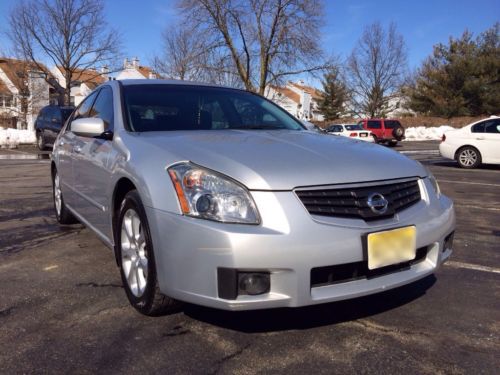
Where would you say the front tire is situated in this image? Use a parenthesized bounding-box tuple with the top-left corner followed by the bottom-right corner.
(37, 130, 47, 151)
(456, 146, 481, 169)
(117, 190, 179, 316)
(52, 169, 78, 224)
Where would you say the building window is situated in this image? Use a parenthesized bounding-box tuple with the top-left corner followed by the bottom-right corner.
(0, 94, 14, 108)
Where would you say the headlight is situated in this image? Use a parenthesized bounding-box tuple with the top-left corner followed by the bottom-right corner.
(168, 162, 260, 224)
(425, 168, 441, 197)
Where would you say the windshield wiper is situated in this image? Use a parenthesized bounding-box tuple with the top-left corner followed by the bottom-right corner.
(230, 125, 287, 130)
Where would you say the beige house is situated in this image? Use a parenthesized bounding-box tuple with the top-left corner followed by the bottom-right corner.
(0, 58, 50, 130)
(266, 80, 324, 121)
(51, 66, 108, 106)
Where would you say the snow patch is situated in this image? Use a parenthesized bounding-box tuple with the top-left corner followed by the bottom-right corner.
(404, 126, 455, 141)
(0, 128, 37, 148)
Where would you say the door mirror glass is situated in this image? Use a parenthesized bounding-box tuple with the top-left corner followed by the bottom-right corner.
(71, 118, 105, 138)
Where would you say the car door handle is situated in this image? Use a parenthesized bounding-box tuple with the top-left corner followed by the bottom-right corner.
(74, 145, 82, 153)
(476, 137, 484, 140)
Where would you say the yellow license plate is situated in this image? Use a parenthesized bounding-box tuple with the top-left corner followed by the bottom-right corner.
(367, 226, 417, 270)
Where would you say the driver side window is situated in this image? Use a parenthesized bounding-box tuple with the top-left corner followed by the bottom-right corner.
(68, 91, 99, 131)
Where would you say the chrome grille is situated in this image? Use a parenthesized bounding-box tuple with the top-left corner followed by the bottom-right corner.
(296, 179, 421, 221)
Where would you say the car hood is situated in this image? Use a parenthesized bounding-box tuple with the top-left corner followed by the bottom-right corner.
(130, 130, 427, 190)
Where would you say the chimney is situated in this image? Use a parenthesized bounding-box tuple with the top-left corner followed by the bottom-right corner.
(132, 57, 139, 68)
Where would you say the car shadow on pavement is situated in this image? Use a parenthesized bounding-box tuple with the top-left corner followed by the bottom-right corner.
(182, 275, 436, 333)
(433, 161, 500, 170)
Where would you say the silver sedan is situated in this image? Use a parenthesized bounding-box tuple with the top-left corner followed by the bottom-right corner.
(52, 80, 455, 315)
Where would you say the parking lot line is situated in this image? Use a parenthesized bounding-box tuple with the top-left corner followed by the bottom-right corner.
(446, 261, 500, 275)
(438, 180, 500, 188)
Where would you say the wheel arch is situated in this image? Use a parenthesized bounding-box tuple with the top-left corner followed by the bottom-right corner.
(454, 144, 482, 160)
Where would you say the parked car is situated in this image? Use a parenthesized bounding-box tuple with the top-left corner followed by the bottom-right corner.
(51, 80, 455, 316)
(439, 116, 500, 168)
(358, 118, 405, 146)
(327, 123, 374, 142)
(35, 105, 74, 150)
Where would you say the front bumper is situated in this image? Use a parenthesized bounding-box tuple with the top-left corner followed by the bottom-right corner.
(146, 178, 455, 311)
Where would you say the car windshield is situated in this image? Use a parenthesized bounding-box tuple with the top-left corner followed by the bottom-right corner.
(123, 85, 304, 132)
(344, 124, 363, 130)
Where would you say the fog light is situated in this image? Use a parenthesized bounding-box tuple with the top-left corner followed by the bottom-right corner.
(238, 272, 270, 296)
(444, 232, 454, 252)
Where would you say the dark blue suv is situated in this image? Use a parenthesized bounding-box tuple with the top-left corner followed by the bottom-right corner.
(35, 105, 74, 150)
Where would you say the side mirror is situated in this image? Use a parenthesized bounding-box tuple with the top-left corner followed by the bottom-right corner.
(71, 118, 105, 138)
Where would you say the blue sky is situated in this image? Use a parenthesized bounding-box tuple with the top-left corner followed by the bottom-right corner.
(0, 0, 498, 70)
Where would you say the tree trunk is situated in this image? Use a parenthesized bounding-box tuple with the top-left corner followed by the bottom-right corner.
(65, 69, 72, 106)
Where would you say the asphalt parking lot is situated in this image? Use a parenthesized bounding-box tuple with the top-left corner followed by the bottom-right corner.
(0, 141, 499, 374)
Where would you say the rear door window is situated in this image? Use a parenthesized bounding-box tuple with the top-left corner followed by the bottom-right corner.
(384, 120, 401, 129)
(367, 120, 381, 129)
(471, 122, 486, 133)
(484, 120, 500, 134)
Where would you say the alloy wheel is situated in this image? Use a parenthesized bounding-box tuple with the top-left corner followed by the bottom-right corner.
(121, 209, 148, 297)
(459, 149, 477, 167)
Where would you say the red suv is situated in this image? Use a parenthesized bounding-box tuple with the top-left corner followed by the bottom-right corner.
(358, 119, 405, 146)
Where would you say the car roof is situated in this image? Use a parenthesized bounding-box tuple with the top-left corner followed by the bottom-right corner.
(116, 78, 236, 90)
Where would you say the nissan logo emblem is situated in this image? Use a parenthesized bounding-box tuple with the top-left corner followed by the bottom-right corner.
(367, 193, 389, 214)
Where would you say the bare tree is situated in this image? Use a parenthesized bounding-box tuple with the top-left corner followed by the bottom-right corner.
(152, 26, 208, 81)
(177, 0, 330, 94)
(153, 24, 245, 88)
(8, 0, 121, 105)
(347, 22, 407, 117)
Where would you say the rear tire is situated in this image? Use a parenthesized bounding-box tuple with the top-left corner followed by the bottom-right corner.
(372, 135, 378, 143)
(388, 140, 398, 147)
(456, 146, 481, 169)
(116, 190, 180, 316)
(52, 169, 78, 224)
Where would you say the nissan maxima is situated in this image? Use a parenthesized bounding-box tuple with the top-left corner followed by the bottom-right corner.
(51, 80, 455, 315)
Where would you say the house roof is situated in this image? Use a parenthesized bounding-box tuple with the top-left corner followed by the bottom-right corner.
(0, 57, 50, 92)
(137, 66, 156, 78)
(288, 82, 323, 100)
(56, 66, 106, 86)
(270, 85, 301, 104)
(0, 80, 11, 95)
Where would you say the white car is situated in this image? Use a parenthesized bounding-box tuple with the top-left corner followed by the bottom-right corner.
(327, 124, 374, 142)
(439, 116, 500, 168)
